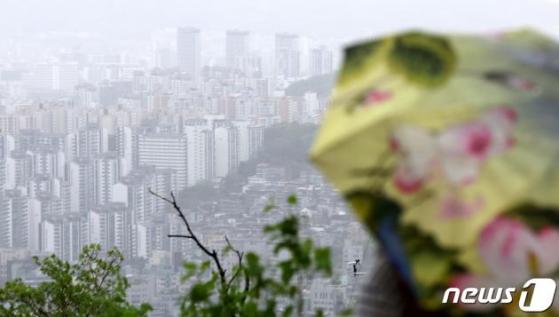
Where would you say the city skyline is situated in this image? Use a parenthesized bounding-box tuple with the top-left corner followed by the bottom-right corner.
(2, 2, 558, 315)
(0, 18, 354, 316)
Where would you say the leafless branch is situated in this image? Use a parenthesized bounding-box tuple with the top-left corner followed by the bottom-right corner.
(225, 236, 244, 290)
(149, 189, 227, 286)
(168, 234, 194, 239)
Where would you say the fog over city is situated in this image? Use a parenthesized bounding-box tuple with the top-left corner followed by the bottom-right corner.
(1, 1, 559, 316)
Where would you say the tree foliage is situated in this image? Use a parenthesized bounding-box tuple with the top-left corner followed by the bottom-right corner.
(1, 191, 340, 317)
(152, 190, 337, 317)
(0, 245, 151, 317)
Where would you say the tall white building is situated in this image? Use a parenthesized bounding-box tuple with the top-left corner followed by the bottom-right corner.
(6, 151, 33, 190)
(39, 214, 82, 262)
(29, 147, 66, 179)
(115, 126, 134, 176)
(177, 27, 201, 80)
(5, 190, 41, 251)
(138, 134, 188, 190)
(275, 33, 300, 78)
(0, 194, 13, 248)
(94, 152, 120, 205)
(75, 126, 109, 158)
(26, 63, 80, 91)
(309, 46, 333, 76)
(214, 125, 239, 178)
(69, 158, 94, 213)
(184, 124, 212, 186)
(0, 135, 15, 160)
(87, 203, 127, 252)
(226, 30, 249, 71)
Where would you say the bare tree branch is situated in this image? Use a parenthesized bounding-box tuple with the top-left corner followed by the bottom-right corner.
(149, 189, 227, 286)
(225, 236, 244, 290)
(168, 234, 194, 239)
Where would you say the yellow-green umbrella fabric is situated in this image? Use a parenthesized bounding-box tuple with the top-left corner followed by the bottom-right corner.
(311, 29, 559, 315)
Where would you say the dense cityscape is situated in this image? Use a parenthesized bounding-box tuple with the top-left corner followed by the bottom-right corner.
(0, 27, 372, 316)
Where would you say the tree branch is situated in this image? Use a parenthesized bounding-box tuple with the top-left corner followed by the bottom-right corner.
(225, 236, 244, 290)
(168, 234, 194, 239)
(149, 189, 227, 286)
(96, 257, 119, 291)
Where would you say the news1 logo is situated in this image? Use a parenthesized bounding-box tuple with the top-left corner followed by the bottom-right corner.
(442, 278, 557, 312)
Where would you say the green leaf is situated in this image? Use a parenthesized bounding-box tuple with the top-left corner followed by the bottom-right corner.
(287, 195, 298, 205)
(263, 198, 276, 212)
(245, 252, 263, 278)
(278, 261, 296, 284)
(189, 280, 215, 303)
(314, 248, 332, 276)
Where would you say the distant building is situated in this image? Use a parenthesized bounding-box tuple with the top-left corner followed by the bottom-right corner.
(226, 30, 249, 71)
(87, 203, 127, 252)
(309, 46, 333, 76)
(26, 63, 80, 91)
(213, 125, 239, 178)
(176, 27, 201, 80)
(115, 126, 134, 176)
(40, 213, 82, 262)
(1, 189, 40, 251)
(233, 121, 263, 162)
(275, 33, 300, 78)
(138, 134, 188, 190)
(94, 152, 120, 205)
(69, 158, 94, 213)
(183, 123, 212, 186)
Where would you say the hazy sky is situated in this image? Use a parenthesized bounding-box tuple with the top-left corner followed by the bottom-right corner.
(1, 0, 559, 42)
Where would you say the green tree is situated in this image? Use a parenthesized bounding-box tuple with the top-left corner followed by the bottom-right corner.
(151, 191, 339, 317)
(0, 245, 151, 317)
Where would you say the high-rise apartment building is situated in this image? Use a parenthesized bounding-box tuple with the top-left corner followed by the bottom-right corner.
(26, 63, 80, 91)
(69, 158, 94, 213)
(138, 134, 188, 191)
(94, 152, 120, 205)
(275, 33, 300, 78)
(309, 46, 333, 76)
(214, 125, 239, 178)
(226, 30, 249, 71)
(87, 203, 127, 253)
(177, 27, 201, 80)
(40, 213, 82, 262)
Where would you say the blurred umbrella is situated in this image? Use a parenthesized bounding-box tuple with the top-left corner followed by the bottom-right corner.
(311, 29, 559, 315)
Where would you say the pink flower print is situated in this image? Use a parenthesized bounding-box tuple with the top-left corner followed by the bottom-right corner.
(449, 217, 559, 311)
(389, 106, 518, 192)
(491, 106, 518, 124)
(508, 77, 537, 92)
(390, 125, 437, 194)
(437, 122, 493, 185)
(535, 227, 559, 274)
(439, 122, 493, 160)
(482, 106, 518, 154)
(393, 165, 424, 194)
(364, 89, 392, 106)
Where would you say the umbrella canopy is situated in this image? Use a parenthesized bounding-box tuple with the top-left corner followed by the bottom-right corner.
(311, 29, 559, 315)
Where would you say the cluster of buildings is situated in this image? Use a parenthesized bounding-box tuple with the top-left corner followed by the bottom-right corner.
(0, 27, 370, 316)
(122, 164, 373, 316)
(0, 113, 263, 260)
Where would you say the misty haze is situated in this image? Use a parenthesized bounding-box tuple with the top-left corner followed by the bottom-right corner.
(1, 1, 559, 316)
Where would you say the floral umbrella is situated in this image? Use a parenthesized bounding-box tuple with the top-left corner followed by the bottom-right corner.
(311, 29, 559, 315)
